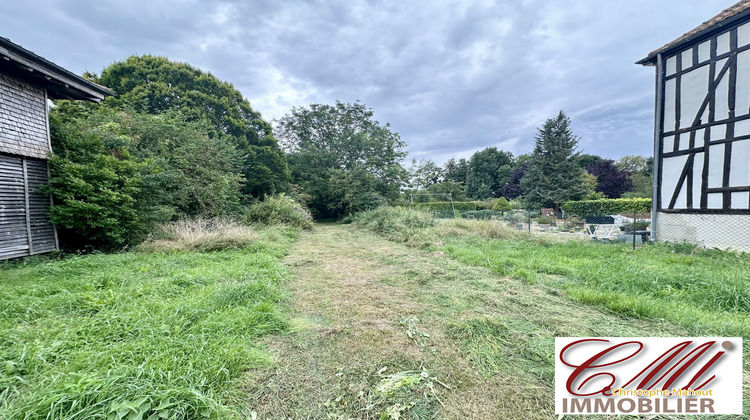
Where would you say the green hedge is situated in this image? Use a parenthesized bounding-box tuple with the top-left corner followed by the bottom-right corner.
(461, 210, 501, 220)
(432, 209, 458, 219)
(408, 201, 480, 211)
(561, 198, 651, 216)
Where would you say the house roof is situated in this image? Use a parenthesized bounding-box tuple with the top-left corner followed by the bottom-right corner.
(0, 37, 113, 101)
(637, 0, 750, 65)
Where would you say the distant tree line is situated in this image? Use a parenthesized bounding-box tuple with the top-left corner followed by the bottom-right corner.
(49, 55, 652, 250)
(404, 111, 652, 213)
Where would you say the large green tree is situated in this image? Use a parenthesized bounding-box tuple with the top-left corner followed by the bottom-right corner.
(275, 101, 407, 218)
(465, 147, 514, 199)
(89, 55, 289, 196)
(407, 158, 444, 190)
(443, 157, 469, 185)
(617, 155, 653, 198)
(521, 111, 587, 211)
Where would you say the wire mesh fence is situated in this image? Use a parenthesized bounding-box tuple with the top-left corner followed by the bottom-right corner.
(415, 201, 750, 253)
(423, 207, 651, 249)
(652, 212, 750, 253)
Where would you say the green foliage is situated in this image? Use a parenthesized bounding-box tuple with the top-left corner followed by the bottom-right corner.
(561, 198, 652, 216)
(492, 197, 511, 212)
(462, 210, 500, 220)
(354, 207, 435, 244)
(407, 158, 444, 190)
(535, 215, 555, 225)
(427, 181, 468, 202)
(440, 235, 750, 337)
(93, 55, 289, 197)
(0, 226, 297, 419)
(465, 147, 514, 200)
(245, 194, 314, 229)
(575, 153, 602, 169)
(276, 101, 407, 218)
(521, 111, 587, 209)
(410, 201, 479, 211)
(443, 157, 469, 185)
(43, 110, 144, 249)
(617, 155, 653, 198)
(45, 105, 245, 249)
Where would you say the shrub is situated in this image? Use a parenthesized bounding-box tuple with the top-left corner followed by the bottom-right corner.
(138, 218, 257, 252)
(536, 215, 555, 225)
(461, 210, 499, 220)
(44, 117, 145, 250)
(432, 209, 459, 219)
(408, 201, 480, 211)
(354, 207, 434, 244)
(492, 197, 512, 212)
(561, 198, 651, 216)
(245, 194, 314, 229)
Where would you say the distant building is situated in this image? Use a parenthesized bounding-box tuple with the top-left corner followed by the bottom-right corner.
(638, 1, 750, 252)
(0, 37, 112, 259)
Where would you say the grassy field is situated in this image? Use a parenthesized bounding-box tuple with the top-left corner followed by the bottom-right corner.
(355, 207, 750, 338)
(0, 225, 298, 419)
(1, 209, 748, 418)
(352, 207, 749, 417)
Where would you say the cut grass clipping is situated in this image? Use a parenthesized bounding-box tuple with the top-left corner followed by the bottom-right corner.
(0, 225, 298, 419)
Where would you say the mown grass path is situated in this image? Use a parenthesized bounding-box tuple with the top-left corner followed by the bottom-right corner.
(246, 224, 706, 419)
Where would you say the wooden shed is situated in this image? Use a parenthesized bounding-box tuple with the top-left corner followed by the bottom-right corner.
(0, 37, 113, 259)
(638, 1, 750, 252)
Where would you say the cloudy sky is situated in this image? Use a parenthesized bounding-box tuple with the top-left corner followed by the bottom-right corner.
(0, 0, 734, 163)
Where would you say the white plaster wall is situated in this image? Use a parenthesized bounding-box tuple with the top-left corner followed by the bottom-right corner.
(656, 212, 750, 252)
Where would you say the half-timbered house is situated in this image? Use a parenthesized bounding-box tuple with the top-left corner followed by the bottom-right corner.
(638, 1, 750, 252)
(0, 37, 112, 259)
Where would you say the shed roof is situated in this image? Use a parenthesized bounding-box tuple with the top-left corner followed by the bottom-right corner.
(0, 37, 113, 101)
(637, 0, 750, 65)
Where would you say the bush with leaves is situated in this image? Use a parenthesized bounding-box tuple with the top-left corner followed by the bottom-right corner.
(561, 198, 652, 216)
(43, 118, 143, 250)
(245, 194, 314, 229)
(492, 197, 512, 212)
(409, 201, 480, 211)
(46, 104, 246, 249)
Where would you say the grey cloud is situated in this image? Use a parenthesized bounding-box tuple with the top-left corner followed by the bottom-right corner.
(0, 0, 734, 163)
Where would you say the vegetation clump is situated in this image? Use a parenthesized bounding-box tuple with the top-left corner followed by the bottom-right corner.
(137, 218, 258, 252)
(245, 194, 314, 230)
(354, 207, 435, 244)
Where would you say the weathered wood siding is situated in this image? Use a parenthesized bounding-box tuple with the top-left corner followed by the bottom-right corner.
(0, 71, 57, 260)
(0, 74, 50, 159)
(0, 153, 28, 259)
(0, 153, 57, 259)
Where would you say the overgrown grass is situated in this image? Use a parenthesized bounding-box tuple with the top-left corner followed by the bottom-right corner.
(0, 225, 299, 419)
(442, 235, 750, 337)
(245, 194, 314, 230)
(355, 206, 750, 337)
(138, 218, 258, 252)
(353, 207, 435, 246)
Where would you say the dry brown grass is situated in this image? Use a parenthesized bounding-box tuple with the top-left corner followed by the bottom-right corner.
(137, 218, 258, 252)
